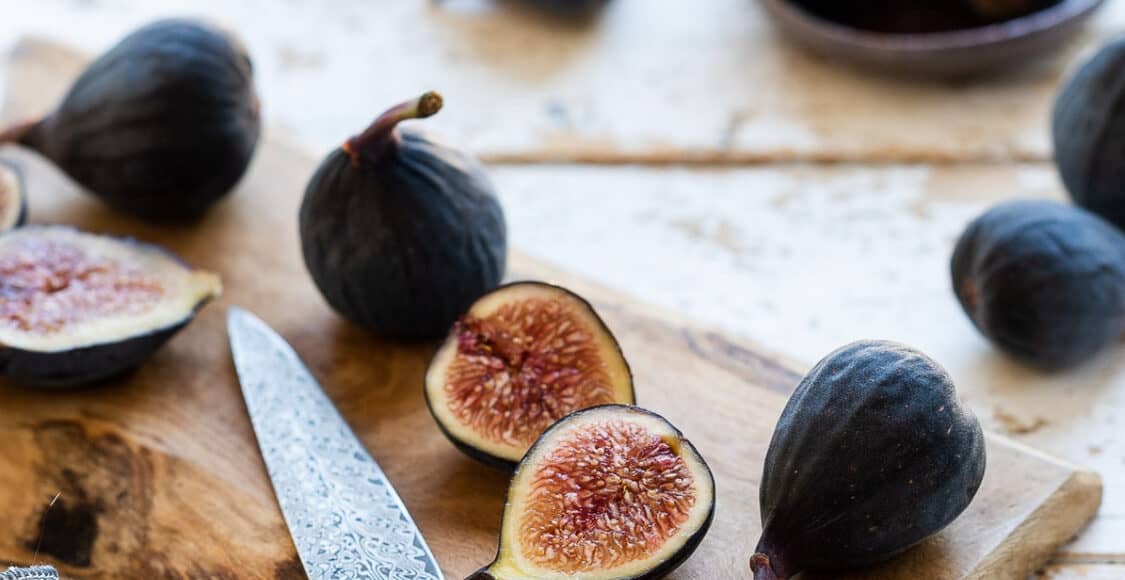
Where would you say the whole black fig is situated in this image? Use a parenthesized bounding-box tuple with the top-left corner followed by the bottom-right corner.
(751, 340, 986, 580)
(0, 19, 260, 221)
(952, 199, 1125, 369)
(300, 92, 507, 340)
(1054, 38, 1125, 229)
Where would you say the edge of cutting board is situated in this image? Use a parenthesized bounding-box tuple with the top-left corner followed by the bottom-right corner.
(0, 35, 1106, 579)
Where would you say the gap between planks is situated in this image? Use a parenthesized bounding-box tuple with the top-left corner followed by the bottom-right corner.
(1037, 563, 1125, 579)
(479, 151, 1052, 167)
(1052, 553, 1125, 565)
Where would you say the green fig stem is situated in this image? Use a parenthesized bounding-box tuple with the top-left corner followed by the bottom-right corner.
(343, 91, 443, 166)
(750, 553, 785, 580)
(0, 118, 39, 146)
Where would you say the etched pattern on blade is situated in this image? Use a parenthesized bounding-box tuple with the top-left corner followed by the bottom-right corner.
(228, 307, 443, 580)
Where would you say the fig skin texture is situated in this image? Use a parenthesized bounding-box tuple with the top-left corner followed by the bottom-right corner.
(300, 92, 506, 341)
(965, 0, 1054, 20)
(520, 0, 609, 15)
(952, 200, 1125, 370)
(470, 405, 715, 580)
(0, 159, 28, 232)
(0, 19, 260, 221)
(425, 281, 635, 469)
(751, 340, 986, 580)
(1053, 38, 1125, 229)
(0, 225, 221, 387)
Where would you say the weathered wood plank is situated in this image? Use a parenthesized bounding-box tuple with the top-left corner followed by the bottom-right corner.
(1, 0, 1123, 164)
(489, 162, 1125, 560)
(0, 40, 1105, 579)
(1036, 563, 1125, 578)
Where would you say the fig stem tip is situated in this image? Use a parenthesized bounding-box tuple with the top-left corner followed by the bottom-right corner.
(344, 91, 445, 165)
(750, 553, 783, 580)
(415, 91, 443, 118)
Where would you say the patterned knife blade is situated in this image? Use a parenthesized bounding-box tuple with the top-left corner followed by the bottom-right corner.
(227, 306, 444, 580)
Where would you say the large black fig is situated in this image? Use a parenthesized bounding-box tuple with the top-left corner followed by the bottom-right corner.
(751, 340, 986, 580)
(0, 159, 27, 232)
(0, 19, 260, 221)
(952, 199, 1125, 369)
(425, 281, 635, 469)
(1054, 38, 1125, 229)
(470, 405, 715, 580)
(0, 225, 221, 387)
(300, 92, 507, 340)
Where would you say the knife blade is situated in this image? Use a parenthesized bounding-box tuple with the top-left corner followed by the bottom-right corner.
(227, 306, 444, 580)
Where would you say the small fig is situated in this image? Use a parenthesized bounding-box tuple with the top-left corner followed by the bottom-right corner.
(1054, 38, 1125, 229)
(0, 225, 221, 387)
(751, 340, 985, 580)
(300, 92, 506, 340)
(952, 200, 1125, 369)
(0, 19, 260, 221)
(426, 282, 635, 468)
(470, 405, 715, 580)
(0, 160, 28, 231)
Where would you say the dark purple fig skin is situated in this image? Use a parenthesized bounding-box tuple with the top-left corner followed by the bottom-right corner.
(0, 322, 189, 388)
(0, 227, 218, 388)
(952, 200, 1125, 370)
(0, 159, 28, 231)
(1, 19, 260, 221)
(1054, 38, 1125, 230)
(752, 340, 985, 580)
(518, 0, 609, 16)
(787, 0, 1058, 33)
(300, 94, 506, 341)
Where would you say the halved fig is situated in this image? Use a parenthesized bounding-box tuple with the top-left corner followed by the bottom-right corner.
(425, 282, 635, 468)
(0, 160, 28, 231)
(0, 225, 221, 386)
(470, 405, 715, 580)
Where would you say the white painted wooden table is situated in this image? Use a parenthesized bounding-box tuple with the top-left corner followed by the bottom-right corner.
(1, 0, 1123, 577)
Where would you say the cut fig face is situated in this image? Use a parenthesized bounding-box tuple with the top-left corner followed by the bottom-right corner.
(0, 160, 27, 232)
(425, 282, 634, 468)
(0, 226, 221, 386)
(472, 405, 715, 580)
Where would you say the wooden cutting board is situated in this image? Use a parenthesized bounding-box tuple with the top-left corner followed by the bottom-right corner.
(0, 39, 1102, 580)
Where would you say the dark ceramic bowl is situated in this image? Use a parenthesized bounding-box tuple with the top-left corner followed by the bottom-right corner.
(758, 0, 1106, 77)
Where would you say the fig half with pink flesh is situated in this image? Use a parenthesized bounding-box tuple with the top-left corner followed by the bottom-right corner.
(469, 404, 715, 580)
(0, 225, 220, 386)
(425, 281, 634, 468)
(0, 160, 28, 232)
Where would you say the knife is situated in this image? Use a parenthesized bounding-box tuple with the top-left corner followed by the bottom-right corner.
(227, 306, 444, 580)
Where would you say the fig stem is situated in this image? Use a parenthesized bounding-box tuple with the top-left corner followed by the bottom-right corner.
(343, 91, 444, 166)
(750, 553, 785, 580)
(0, 119, 38, 146)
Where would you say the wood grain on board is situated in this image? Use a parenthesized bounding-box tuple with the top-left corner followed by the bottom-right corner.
(1036, 564, 1125, 579)
(0, 40, 1103, 579)
(486, 162, 1125, 564)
